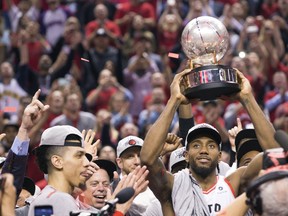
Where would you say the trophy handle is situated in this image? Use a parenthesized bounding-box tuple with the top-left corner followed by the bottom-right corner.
(213, 51, 219, 64)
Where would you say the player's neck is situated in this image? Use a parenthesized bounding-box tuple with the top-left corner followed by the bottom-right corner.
(192, 171, 218, 191)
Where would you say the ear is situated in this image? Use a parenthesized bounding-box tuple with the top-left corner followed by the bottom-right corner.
(218, 151, 222, 163)
(51, 155, 64, 170)
(116, 158, 123, 170)
(184, 150, 189, 163)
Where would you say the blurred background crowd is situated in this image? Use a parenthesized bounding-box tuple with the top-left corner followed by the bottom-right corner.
(0, 0, 287, 187)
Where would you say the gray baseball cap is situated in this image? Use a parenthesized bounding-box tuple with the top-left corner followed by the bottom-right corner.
(40, 125, 84, 147)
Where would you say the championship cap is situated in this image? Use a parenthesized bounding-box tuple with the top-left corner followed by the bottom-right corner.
(39, 125, 84, 147)
(169, 147, 186, 172)
(117, 136, 143, 157)
(185, 123, 222, 149)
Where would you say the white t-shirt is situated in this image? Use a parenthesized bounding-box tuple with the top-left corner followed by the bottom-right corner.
(42, 8, 67, 46)
(127, 187, 161, 216)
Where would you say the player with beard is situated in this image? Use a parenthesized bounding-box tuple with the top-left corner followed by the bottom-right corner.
(140, 69, 279, 216)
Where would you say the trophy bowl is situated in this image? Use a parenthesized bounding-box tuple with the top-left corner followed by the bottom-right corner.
(181, 16, 240, 100)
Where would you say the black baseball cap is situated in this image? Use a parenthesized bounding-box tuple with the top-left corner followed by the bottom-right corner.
(185, 123, 222, 149)
(93, 159, 117, 181)
(22, 177, 36, 195)
(235, 129, 262, 167)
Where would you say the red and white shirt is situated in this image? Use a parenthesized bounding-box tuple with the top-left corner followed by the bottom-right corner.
(202, 175, 235, 215)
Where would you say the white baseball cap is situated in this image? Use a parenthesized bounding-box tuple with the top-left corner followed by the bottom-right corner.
(117, 136, 143, 157)
(169, 147, 186, 172)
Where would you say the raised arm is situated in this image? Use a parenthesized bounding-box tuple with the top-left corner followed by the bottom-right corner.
(140, 69, 190, 203)
(236, 69, 279, 150)
(227, 70, 279, 192)
(1, 90, 49, 197)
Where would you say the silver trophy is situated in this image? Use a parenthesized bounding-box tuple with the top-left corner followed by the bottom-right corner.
(181, 16, 240, 100)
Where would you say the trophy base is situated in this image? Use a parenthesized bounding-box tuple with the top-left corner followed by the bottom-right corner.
(183, 65, 240, 100)
(184, 82, 240, 101)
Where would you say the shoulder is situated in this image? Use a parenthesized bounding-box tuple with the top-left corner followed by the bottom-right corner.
(225, 166, 246, 195)
(50, 114, 66, 125)
(79, 111, 96, 120)
(29, 187, 78, 215)
(174, 169, 191, 184)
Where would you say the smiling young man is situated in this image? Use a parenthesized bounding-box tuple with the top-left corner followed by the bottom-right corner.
(28, 125, 91, 216)
(140, 69, 280, 216)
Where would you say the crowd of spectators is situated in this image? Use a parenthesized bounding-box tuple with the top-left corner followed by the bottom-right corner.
(0, 0, 287, 213)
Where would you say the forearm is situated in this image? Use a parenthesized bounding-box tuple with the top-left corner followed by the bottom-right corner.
(19, 43, 29, 65)
(214, 121, 229, 143)
(216, 193, 249, 216)
(49, 50, 68, 74)
(17, 126, 29, 141)
(141, 97, 181, 165)
(86, 88, 101, 106)
(178, 103, 192, 119)
(241, 93, 279, 149)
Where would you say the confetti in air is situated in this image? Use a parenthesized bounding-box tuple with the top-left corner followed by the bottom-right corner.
(168, 52, 179, 59)
(81, 58, 90, 62)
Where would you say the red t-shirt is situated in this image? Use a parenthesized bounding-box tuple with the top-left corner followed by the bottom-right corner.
(88, 87, 118, 113)
(158, 30, 179, 53)
(114, 2, 156, 34)
(27, 41, 44, 72)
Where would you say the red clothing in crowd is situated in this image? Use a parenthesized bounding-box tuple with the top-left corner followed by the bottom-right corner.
(26, 154, 44, 184)
(27, 41, 44, 72)
(87, 87, 118, 114)
(158, 31, 179, 53)
(114, 1, 156, 34)
(260, 2, 279, 18)
(193, 105, 226, 128)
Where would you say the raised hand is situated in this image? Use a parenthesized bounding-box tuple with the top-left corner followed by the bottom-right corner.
(82, 129, 100, 161)
(228, 118, 243, 151)
(21, 89, 50, 131)
(170, 69, 191, 104)
(160, 133, 182, 157)
(221, 69, 252, 102)
(112, 166, 149, 214)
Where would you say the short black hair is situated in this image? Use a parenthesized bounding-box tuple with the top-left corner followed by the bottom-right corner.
(34, 145, 65, 174)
